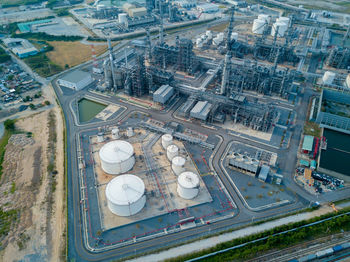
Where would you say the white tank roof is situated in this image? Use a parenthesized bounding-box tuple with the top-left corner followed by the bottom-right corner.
(167, 144, 178, 153)
(178, 172, 199, 189)
(99, 140, 134, 164)
(172, 156, 186, 166)
(162, 134, 173, 141)
(106, 174, 145, 205)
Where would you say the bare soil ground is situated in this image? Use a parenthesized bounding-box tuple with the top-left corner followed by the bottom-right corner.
(0, 89, 65, 261)
(46, 40, 107, 68)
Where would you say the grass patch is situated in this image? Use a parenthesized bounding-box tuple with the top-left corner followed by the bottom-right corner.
(0, 208, 18, 238)
(303, 121, 321, 137)
(46, 41, 108, 68)
(10, 182, 16, 194)
(208, 22, 229, 32)
(0, 120, 16, 180)
(24, 53, 62, 77)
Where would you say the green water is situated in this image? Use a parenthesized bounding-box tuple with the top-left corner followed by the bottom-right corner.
(78, 98, 107, 123)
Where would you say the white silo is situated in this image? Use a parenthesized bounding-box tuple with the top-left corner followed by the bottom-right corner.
(252, 19, 266, 34)
(97, 132, 104, 143)
(231, 32, 238, 41)
(118, 13, 128, 24)
(276, 17, 290, 27)
(171, 156, 186, 176)
(112, 128, 119, 139)
(322, 71, 336, 85)
(206, 30, 212, 39)
(105, 174, 146, 216)
(271, 22, 288, 37)
(127, 127, 134, 137)
(167, 144, 179, 161)
(161, 134, 173, 149)
(177, 172, 200, 199)
(346, 74, 350, 89)
(258, 14, 270, 23)
(99, 140, 135, 175)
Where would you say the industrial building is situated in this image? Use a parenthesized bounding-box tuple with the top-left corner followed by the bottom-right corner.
(302, 135, 314, 154)
(258, 165, 270, 182)
(190, 101, 212, 121)
(3, 38, 38, 58)
(228, 152, 260, 174)
(57, 70, 93, 91)
(153, 84, 174, 104)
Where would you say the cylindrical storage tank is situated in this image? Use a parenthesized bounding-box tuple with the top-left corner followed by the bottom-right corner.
(322, 71, 336, 85)
(112, 128, 119, 140)
(197, 42, 203, 48)
(346, 74, 350, 88)
(277, 17, 290, 27)
(201, 34, 206, 40)
(127, 127, 134, 137)
(231, 32, 238, 41)
(218, 32, 224, 40)
(99, 140, 135, 175)
(171, 156, 186, 176)
(271, 22, 288, 37)
(196, 38, 202, 46)
(118, 13, 128, 24)
(258, 14, 270, 23)
(161, 134, 173, 149)
(206, 30, 212, 38)
(177, 172, 199, 199)
(105, 174, 146, 216)
(252, 19, 266, 34)
(97, 132, 104, 143)
(167, 144, 179, 161)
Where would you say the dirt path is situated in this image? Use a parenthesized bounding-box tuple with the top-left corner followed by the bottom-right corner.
(0, 85, 66, 261)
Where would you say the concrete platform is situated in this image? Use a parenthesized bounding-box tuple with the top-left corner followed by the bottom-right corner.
(90, 128, 212, 231)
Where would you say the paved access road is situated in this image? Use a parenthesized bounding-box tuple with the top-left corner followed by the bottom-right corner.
(50, 75, 350, 262)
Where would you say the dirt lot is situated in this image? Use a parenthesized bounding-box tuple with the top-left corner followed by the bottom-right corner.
(0, 103, 65, 261)
(46, 40, 108, 68)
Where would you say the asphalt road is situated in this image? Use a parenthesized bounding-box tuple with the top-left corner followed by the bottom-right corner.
(49, 76, 350, 261)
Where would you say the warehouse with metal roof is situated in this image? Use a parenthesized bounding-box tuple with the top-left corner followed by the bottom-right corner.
(57, 70, 93, 91)
(153, 84, 174, 104)
(190, 101, 212, 121)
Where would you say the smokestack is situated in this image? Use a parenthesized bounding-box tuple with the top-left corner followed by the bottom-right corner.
(107, 38, 117, 89)
(159, 0, 164, 44)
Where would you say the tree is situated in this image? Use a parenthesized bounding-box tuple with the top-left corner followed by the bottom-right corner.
(29, 103, 36, 110)
(7, 74, 14, 81)
(44, 100, 51, 105)
(4, 119, 15, 131)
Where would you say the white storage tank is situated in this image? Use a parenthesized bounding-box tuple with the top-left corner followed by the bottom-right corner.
(167, 144, 179, 161)
(252, 19, 266, 34)
(276, 17, 290, 27)
(177, 172, 200, 199)
(206, 30, 212, 39)
(127, 127, 134, 137)
(346, 74, 350, 88)
(118, 13, 128, 24)
(105, 174, 146, 216)
(161, 134, 173, 149)
(258, 14, 270, 23)
(322, 71, 336, 85)
(271, 22, 288, 37)
(97, 132, 104, 143)
(171, 156, 186, 176)
(112, 128, 119, 140)
(231, 32, 238, 41)
(196, 38, 202, 46)
(99, 140, 135, 175)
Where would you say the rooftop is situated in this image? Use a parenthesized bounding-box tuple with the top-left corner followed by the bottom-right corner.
(59, 70, 91, 84)
(302, 135, 314, 151)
